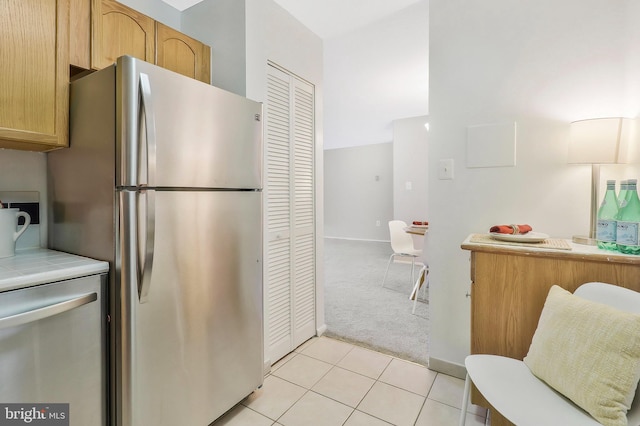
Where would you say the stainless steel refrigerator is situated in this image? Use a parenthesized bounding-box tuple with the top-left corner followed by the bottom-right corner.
(48, 56, 263, 426)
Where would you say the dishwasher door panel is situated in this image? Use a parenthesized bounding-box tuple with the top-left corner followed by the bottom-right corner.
(0, 274, 107, 426)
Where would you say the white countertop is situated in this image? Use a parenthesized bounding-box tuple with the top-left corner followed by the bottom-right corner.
(0, 248, 109, 293)
(461, 233, 640, 264)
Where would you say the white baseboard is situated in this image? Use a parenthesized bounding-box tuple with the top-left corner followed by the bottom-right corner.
(428, 357, 466, 379)
(324, 236, 389, 243)
(316, 324, 327, 336)
(263, 358, 272, 377)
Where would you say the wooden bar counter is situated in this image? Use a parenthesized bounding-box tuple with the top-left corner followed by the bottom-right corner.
(461, 234, 640, 426)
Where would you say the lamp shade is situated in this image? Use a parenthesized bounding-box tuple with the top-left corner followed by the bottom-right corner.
(568, 118, 631, 164)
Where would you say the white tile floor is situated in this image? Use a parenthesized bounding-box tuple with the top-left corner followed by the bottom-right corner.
(213, 336, 488, 426)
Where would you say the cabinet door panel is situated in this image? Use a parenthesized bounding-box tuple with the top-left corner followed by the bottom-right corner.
(155, 23, 211, 84)
(0, 0, 69, 150)
(91, 0, 154, 70)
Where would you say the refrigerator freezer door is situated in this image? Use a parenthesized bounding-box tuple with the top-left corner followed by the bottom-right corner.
(120, 190, 263, 426)
(117, 56, 263, 190)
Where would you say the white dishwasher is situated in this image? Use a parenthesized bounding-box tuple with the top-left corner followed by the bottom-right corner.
(0, 249, 108, 426)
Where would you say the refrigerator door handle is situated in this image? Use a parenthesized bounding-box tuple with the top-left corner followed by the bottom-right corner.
(138, 73, 157, 188)
(137, 188, 155, 303)
(137, 72, 157, 303)
(0, 292, 97, 330)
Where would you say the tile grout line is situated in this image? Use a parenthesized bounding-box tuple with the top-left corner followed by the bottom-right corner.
(252, 336, 479, 426)
(296, 339, 401, 425)
(412, 394, 428, 426)
(270, 346, 357, 426)
(297, 339, 441, 411)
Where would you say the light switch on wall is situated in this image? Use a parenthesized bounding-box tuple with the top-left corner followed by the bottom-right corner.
(405, 181, 412, 190)
(438, 159, 454, 180)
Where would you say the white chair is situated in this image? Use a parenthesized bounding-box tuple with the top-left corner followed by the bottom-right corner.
(459, 282, 640, 426)
(381, 220, 422, 289)
(409, 231, 429, 314)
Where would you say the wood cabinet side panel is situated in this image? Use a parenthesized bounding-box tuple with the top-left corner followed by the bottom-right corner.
(70, 0, 91, 68)
(56, 0, 70, 147)
(200, 44, 211, 85)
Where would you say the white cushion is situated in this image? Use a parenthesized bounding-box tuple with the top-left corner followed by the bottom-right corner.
(523, 285, 640, 426)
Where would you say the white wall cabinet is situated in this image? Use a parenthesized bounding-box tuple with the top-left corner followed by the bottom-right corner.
(265, 64, 316, 363)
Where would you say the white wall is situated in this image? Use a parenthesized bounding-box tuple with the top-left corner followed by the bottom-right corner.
(0, 150, 47, 247)
(393, 115, 429, 224)
(324, 143, 393, 241)
(428, 0, 640, 371)
(181, 0, 247, 95)
(250, 0, 324, 94)
(120, 0, 181, 28)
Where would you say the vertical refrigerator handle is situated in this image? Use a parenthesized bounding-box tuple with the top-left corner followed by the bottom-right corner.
(138, 73, 157, 188)
(137, 189, 155, 303)
(137, 73, 157, 303)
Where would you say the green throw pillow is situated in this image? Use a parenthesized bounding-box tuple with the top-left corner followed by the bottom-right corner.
(523, 285, 640, 426)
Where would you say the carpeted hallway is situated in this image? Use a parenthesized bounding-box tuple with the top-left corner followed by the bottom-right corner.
(323, 238, 429, 366)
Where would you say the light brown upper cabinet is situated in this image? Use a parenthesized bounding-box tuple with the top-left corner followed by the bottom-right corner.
(156, 23, 211, 84)
(91, 0, 155, 69)
(70, 0, 211, 83)
(0, 0, 69, 151)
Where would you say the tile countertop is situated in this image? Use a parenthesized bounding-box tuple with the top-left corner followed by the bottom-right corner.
(0, 248, 109, 293)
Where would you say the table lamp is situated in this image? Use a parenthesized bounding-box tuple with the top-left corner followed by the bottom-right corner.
(568, 117, 632, 245)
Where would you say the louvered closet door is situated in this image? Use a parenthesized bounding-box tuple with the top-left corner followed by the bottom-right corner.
(291, 78, 315, 348)
(266, 67, 293, 361)
(266, 64, 316, 363)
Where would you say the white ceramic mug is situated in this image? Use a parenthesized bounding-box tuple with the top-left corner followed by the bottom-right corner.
(0, 208, 31, 258)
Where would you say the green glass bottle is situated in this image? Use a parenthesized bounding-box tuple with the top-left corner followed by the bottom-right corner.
(596, 180, 618, 250)
(616, 179, 640, 255)
(618, 180, 629, 209)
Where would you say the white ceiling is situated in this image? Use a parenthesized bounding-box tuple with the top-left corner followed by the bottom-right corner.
(271, 0, 423, 39)
(163, 0, 423, 38)
(161, 0, 202, 11)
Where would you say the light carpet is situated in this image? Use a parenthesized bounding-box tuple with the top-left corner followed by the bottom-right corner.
(323, 238, 429, 366)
